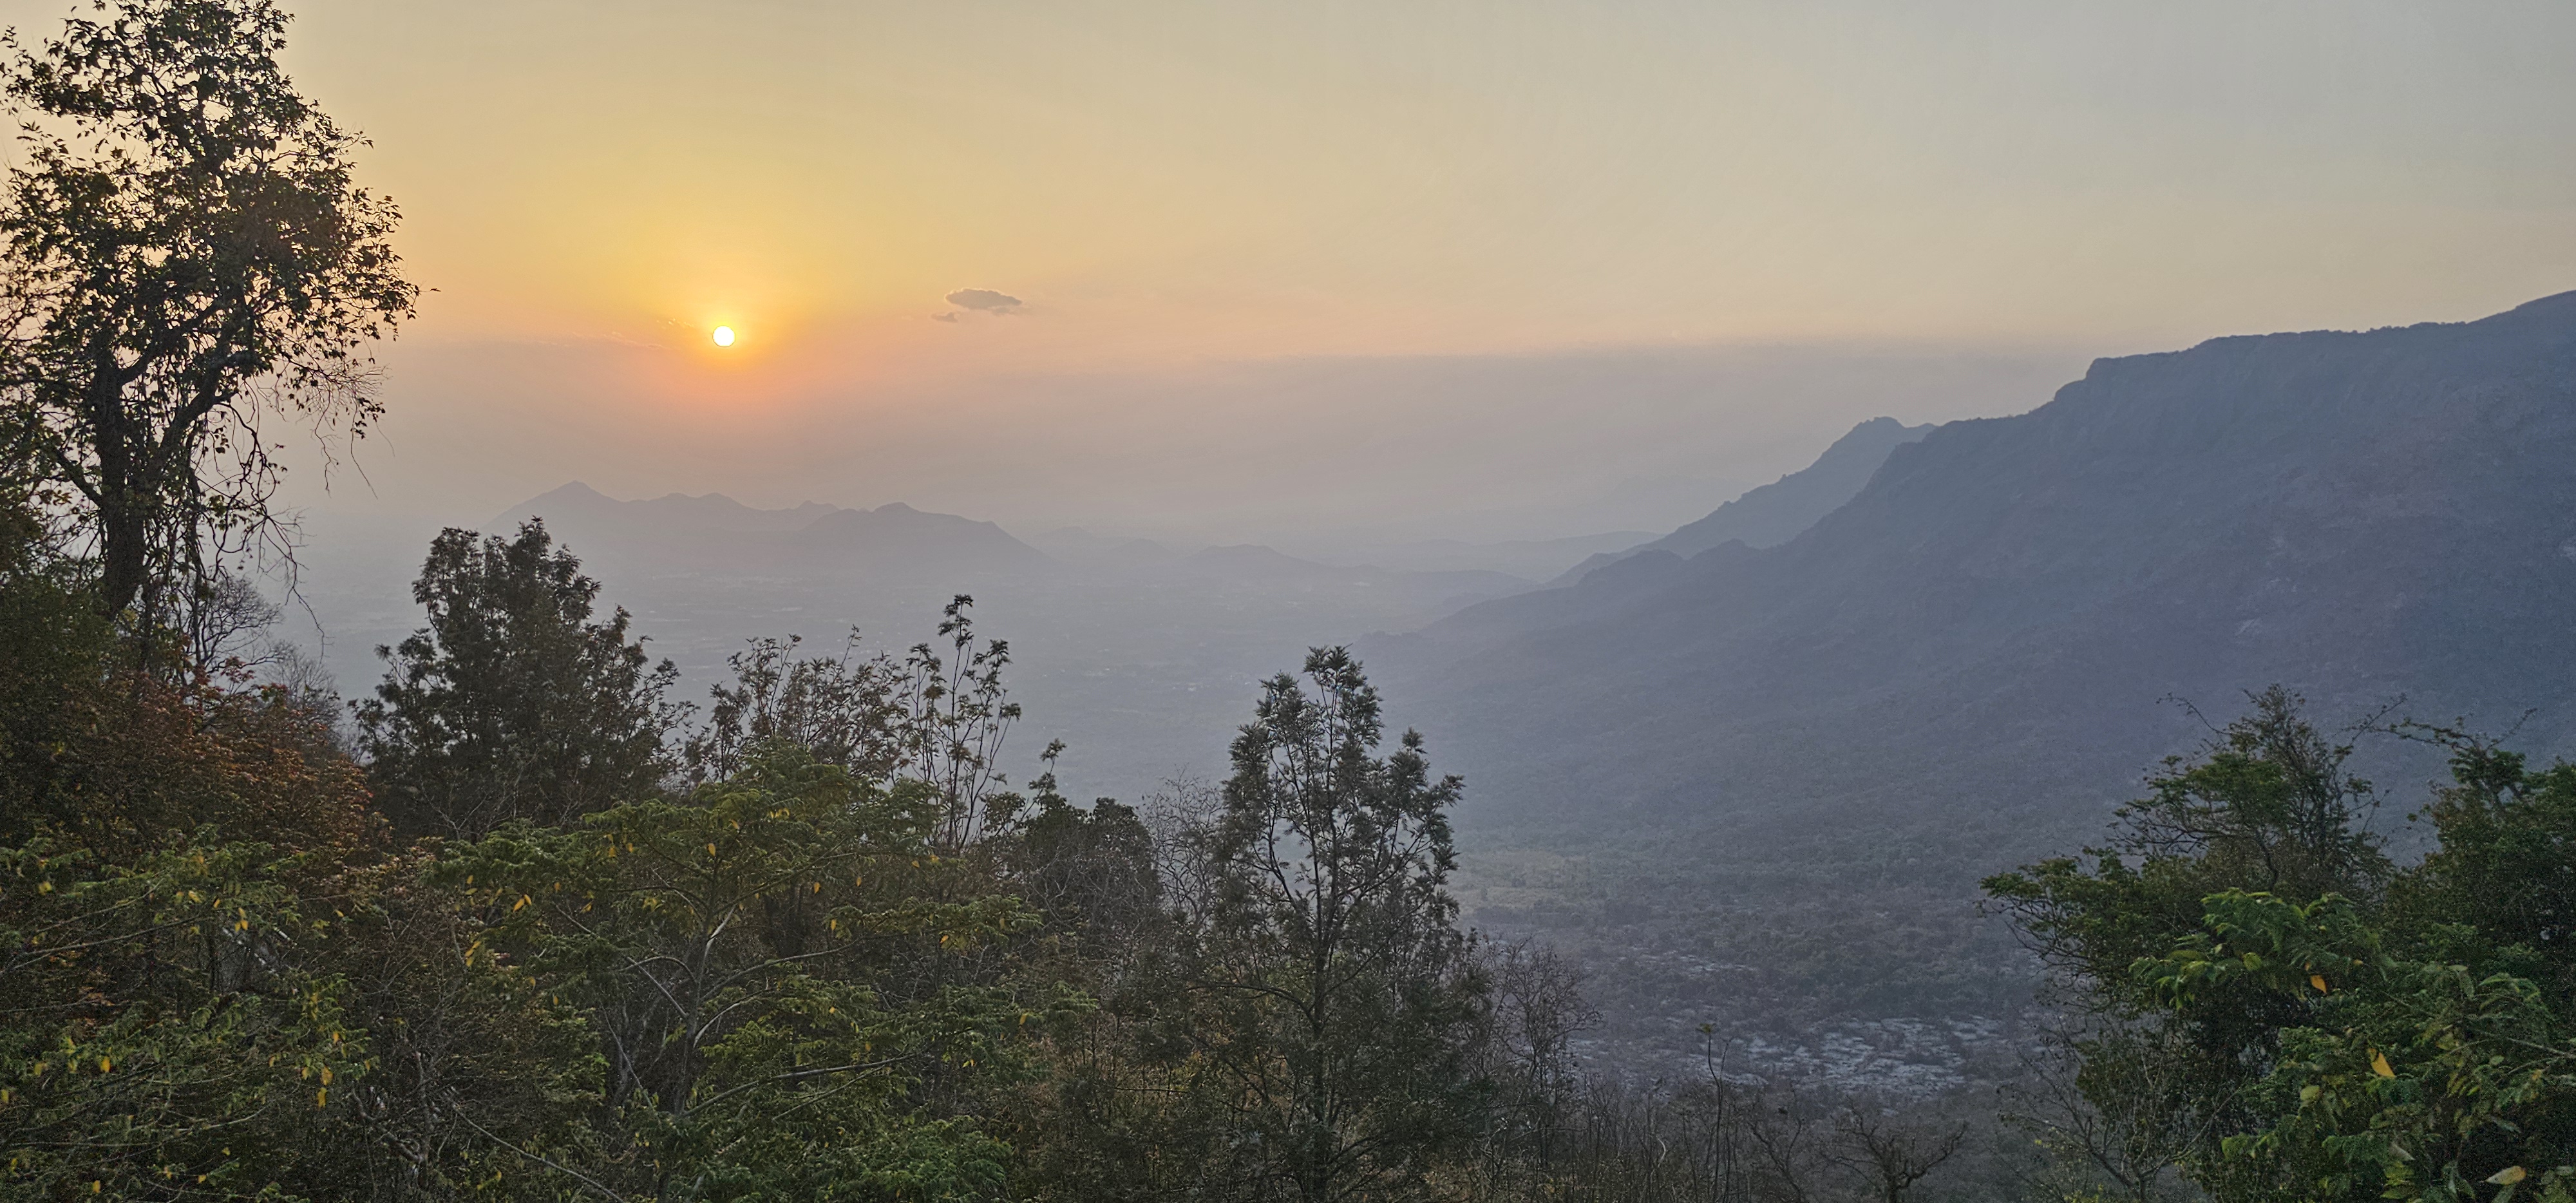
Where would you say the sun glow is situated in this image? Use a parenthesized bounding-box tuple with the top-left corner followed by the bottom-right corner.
(712, 325, 735, 347)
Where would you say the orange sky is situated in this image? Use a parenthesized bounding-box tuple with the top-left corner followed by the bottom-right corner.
(5, 0, 2568, 534)
(232, 1, 2573, 368)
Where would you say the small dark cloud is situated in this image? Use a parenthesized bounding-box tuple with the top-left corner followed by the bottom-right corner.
(931, 311, 960, 323)
(945, 288, 1022, 314)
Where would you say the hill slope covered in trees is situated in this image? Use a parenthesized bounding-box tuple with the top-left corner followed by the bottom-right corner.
(1374, 292, 2576, 1071)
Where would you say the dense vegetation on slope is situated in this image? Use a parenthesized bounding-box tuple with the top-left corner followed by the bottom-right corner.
(1383, 290, 2576, 1075)
(0, 496, 2023, 1200)
(1988, 691, 2576, 1203)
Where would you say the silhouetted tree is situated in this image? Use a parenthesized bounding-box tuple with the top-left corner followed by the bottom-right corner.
(683, 630, 904, 785)
(900, 596, 1024, 848)
(1827, 1108, 1964, 1203)
(355, 521, 677, 840)
(0, 0, 413, 623)
(1188, 647, 1491, 1202)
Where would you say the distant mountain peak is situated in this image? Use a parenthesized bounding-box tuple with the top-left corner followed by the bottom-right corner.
(1550, 416, 1933, 586)
(527, 480, 609, 503)
(490, 484, 1051, 574)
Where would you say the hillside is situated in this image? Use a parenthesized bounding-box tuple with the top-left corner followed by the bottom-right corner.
(1550, 416, 1931, 584)
(1370, 292, 2576, 1076)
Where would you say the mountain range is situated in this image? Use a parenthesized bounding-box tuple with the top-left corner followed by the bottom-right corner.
(497, 484, 1050, 577)
(1385, 292, 2576, 831)
(1367, 291, 2576, 1078)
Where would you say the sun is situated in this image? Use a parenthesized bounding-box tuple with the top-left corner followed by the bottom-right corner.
(711, 325, 735, 347)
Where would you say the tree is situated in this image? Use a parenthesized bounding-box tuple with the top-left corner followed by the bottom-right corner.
(0, 830, 370, 1199)
(355, 522, 679, 841)
(0, 488, 111, 840)
(1476, 940, 1597, 1176)
(1826, 1108, 1964, 1203)
(1982, 687, 2394, 1173)
(441, 744, 1065, 1200)
(2386, 725, 2576, 1010)
(0, 0, 413, 623)
(1993, 694, 2576, 1203)
(0, 531, 422, 1199)
(1186, 647, 1490, 1202)
(898, 596, 1025, 849)
(682, 631, 904, 786)
(2002, 1018, 2212, 1203)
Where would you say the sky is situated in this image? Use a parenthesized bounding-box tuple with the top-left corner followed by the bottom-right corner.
(8, 0, 2571, 542)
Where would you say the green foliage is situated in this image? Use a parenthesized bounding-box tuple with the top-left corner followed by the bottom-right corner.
(0, 831, 364, 1198)
(1994, 694, 2576, 1203)
(1182, 647, 1493, 1202)
(0, 497, 111, 844)
(0, 4, 1670, 1200)
(435, 744, 1079, 1200)
(683, 632, 903, 786)
(2389, 737, 2576, 1009)
(356, 520, 680, 840)
(0, 406, 1671, 1203)
(683, 597, 1032, 852)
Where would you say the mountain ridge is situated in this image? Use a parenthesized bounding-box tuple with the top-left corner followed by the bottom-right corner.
(1356, 290, 2576, 1072)
(493, 485, 1051, 577)
(1381, 289, 2576, 841)
(1549, 417, 1932, 586)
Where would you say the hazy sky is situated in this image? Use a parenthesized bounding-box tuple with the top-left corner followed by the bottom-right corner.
(8, 0, 2568, 540)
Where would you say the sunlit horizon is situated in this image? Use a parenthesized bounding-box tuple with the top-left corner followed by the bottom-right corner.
(3, 0, 2557, 538)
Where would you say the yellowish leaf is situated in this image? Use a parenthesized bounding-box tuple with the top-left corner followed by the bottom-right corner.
(2372, 1050, 2395, 1078)
(2490, 1166, 2528, 1186)
(2310, 974, 2328, 994)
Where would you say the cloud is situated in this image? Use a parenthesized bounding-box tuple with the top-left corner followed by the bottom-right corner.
(944, 288, 1022, 314)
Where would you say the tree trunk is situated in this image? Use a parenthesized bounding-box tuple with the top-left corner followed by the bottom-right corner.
(92, 415, 151, 620)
